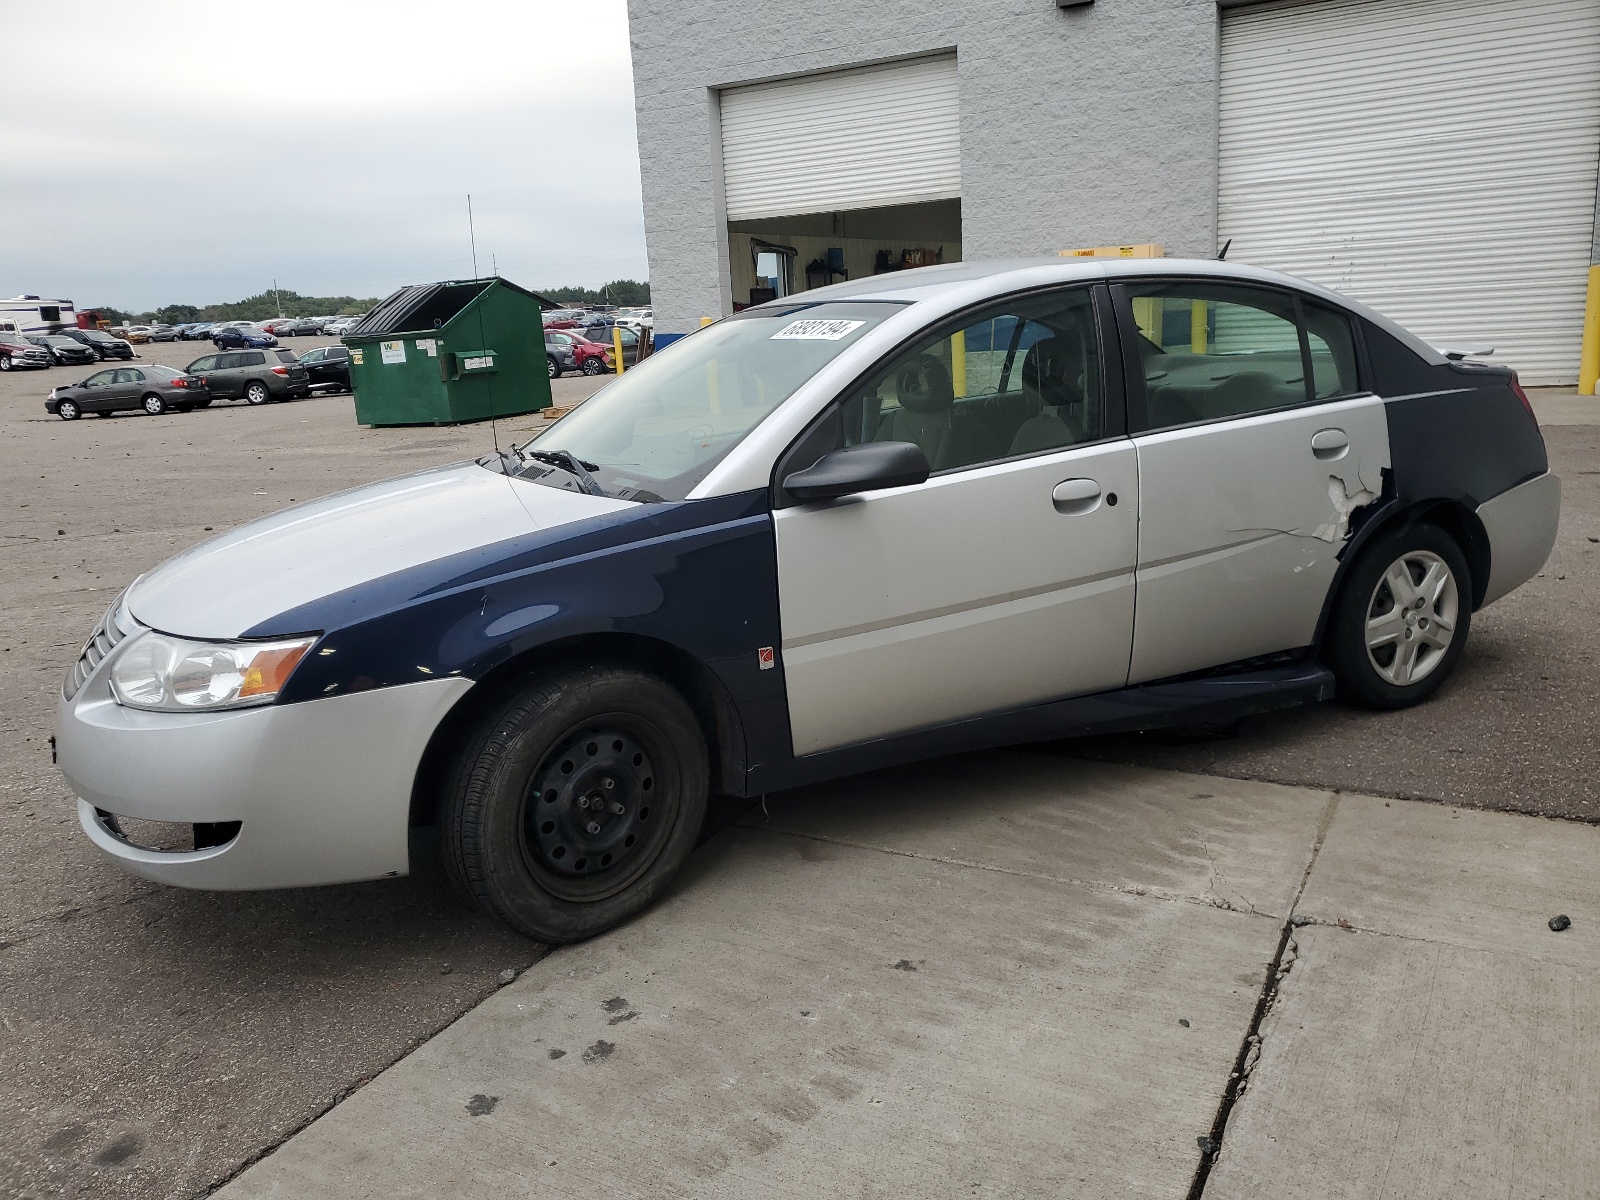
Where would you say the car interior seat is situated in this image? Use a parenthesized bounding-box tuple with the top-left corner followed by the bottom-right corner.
(873, 353, 957, 469)
(1008, 329, 1092, 455)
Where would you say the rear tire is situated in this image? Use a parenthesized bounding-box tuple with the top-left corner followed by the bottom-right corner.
(440, 664, 710, 944)
(1327, 523, 1472, 710)
(245, 381, 270, 406)
(141, 393, 166, 415)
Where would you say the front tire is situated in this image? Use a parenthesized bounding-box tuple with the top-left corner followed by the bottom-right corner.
(547, 357, 560, 379)
(582, 357, 604, 376)
(1327, 523, 1472, 710)
(57, 399, 81, 420)
(440, 665, 710, 944)
(245, 381, 270, 405)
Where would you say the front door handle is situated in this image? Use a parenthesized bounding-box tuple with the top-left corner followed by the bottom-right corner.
(1052, 477, 1102, 514)
(1311, 428, 1350, 459)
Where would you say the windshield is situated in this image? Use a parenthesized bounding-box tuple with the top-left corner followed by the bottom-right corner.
(517, 301, 901, 501)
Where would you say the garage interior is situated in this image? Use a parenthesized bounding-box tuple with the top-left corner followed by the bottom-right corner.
(727, 198, 962, 308)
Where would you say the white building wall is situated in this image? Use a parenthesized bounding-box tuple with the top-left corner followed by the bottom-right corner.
(626, 0, 1223, 335)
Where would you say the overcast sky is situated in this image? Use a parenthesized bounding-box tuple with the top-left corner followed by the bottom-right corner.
(0, 1, 646, 312)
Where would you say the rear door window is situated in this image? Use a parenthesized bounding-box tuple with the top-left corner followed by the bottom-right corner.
(217, 353, 244, 370)
(1123, 281, 1309, 429)
(242, 351, 266, 367)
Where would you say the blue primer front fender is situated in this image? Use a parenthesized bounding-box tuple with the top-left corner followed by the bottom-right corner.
(258, 489, 791, 777)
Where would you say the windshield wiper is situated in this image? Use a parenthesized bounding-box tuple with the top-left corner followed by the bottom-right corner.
(523, 448, 606, 497)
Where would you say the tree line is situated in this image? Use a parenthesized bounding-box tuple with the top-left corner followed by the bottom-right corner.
(97, 278, 649, 326)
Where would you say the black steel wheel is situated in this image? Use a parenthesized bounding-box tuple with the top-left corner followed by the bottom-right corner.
(440, 664, 709, 943)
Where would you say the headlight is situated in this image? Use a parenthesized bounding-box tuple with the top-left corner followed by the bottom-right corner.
(110, 632, 318, 711)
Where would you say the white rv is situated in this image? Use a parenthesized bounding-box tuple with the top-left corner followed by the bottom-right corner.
(0, 296, 77, 338)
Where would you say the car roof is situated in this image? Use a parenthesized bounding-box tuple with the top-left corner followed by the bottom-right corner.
(787, 256, 1446, 366)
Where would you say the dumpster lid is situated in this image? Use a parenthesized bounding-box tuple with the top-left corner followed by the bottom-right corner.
(347, 277, 557, 337)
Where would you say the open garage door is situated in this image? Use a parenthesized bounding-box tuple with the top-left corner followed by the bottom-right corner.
(720, 55, 960, 222)
(1219, 0, 1600, 384)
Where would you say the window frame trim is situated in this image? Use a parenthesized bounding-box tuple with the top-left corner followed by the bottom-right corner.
(770, 282, 1128, 509)
(1112, 277, 1371, 436)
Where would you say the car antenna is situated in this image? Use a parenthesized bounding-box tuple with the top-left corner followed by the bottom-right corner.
(1216, 238, 1232, 261)
(467, 193, 502, 461)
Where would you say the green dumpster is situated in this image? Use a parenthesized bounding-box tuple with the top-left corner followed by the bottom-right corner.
(342, 276, 552, 426)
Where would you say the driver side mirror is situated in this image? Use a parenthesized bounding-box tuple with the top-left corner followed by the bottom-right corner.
(782, 441, 930, 502)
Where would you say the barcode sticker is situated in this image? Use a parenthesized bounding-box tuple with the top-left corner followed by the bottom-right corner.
(770, 319, 865, 342)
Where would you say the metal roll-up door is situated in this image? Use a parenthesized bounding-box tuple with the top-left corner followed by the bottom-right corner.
(1219, 0, 1600, 384)
(720, 55, 960, 223)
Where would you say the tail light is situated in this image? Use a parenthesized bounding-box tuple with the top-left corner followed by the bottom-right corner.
(271, 366, 289, 375)
(170, 377, 188, 388)
(1509, 372, 1537, 422)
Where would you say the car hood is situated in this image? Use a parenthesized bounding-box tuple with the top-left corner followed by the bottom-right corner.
(125, 462, 636, 639)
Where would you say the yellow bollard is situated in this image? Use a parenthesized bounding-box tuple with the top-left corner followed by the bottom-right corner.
(950, 330, 967, 398)
(613, 325, 625, 375)
(1580, 264, 1600, 397)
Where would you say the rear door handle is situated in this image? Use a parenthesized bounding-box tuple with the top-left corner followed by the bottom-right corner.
(1052, 478, 1103, 514)
(1311, 428, 1349, 459)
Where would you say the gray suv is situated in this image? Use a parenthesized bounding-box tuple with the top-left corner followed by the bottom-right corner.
(184, 349, 309, 404)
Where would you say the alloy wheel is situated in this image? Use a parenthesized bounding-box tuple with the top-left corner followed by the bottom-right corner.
(1364, 549, 1459, 686)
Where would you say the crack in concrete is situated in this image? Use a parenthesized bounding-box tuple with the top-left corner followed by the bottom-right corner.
(1186, 789, 1340, 1199)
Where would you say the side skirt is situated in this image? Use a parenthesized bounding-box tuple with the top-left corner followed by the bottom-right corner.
(743, 662, 1334, 795)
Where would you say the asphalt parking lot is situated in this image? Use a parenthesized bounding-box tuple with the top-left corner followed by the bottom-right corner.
(0, 351, 1596, 1198)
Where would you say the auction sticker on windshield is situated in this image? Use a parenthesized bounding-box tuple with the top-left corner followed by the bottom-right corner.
(770, 319, 866, 341)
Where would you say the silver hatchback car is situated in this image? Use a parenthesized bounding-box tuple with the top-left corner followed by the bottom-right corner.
(56, 258, 1559, 943)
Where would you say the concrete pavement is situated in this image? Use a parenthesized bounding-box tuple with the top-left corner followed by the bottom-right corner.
(215, 754, 1598, 1199)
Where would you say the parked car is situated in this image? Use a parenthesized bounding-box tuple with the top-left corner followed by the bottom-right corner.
(213, 325, 279, 350)
(52, 257, 1560, 945)
(119, 326, 153, 344)
(45, 364, 207, 420)
(296, 344, 351, 392)
(324, 317, 362, 336)
(184, 348, 308, 403)
(0, 338, 52, 370)
(27, 335, 98, 366)
(542, 334, 578, 378)
(543, 329, 612, 375)
(179, 323, 215, 340)
(146, 325, 178, 342)
(542, 309, 589, 329)
(54, 328, 136, 360)
(287, 317, 324, 337)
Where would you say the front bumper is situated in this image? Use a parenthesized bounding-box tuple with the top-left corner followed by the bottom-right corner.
(58, 663, 472, 890)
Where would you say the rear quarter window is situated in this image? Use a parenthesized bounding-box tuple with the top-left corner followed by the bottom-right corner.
(273, 350, 298, 363)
